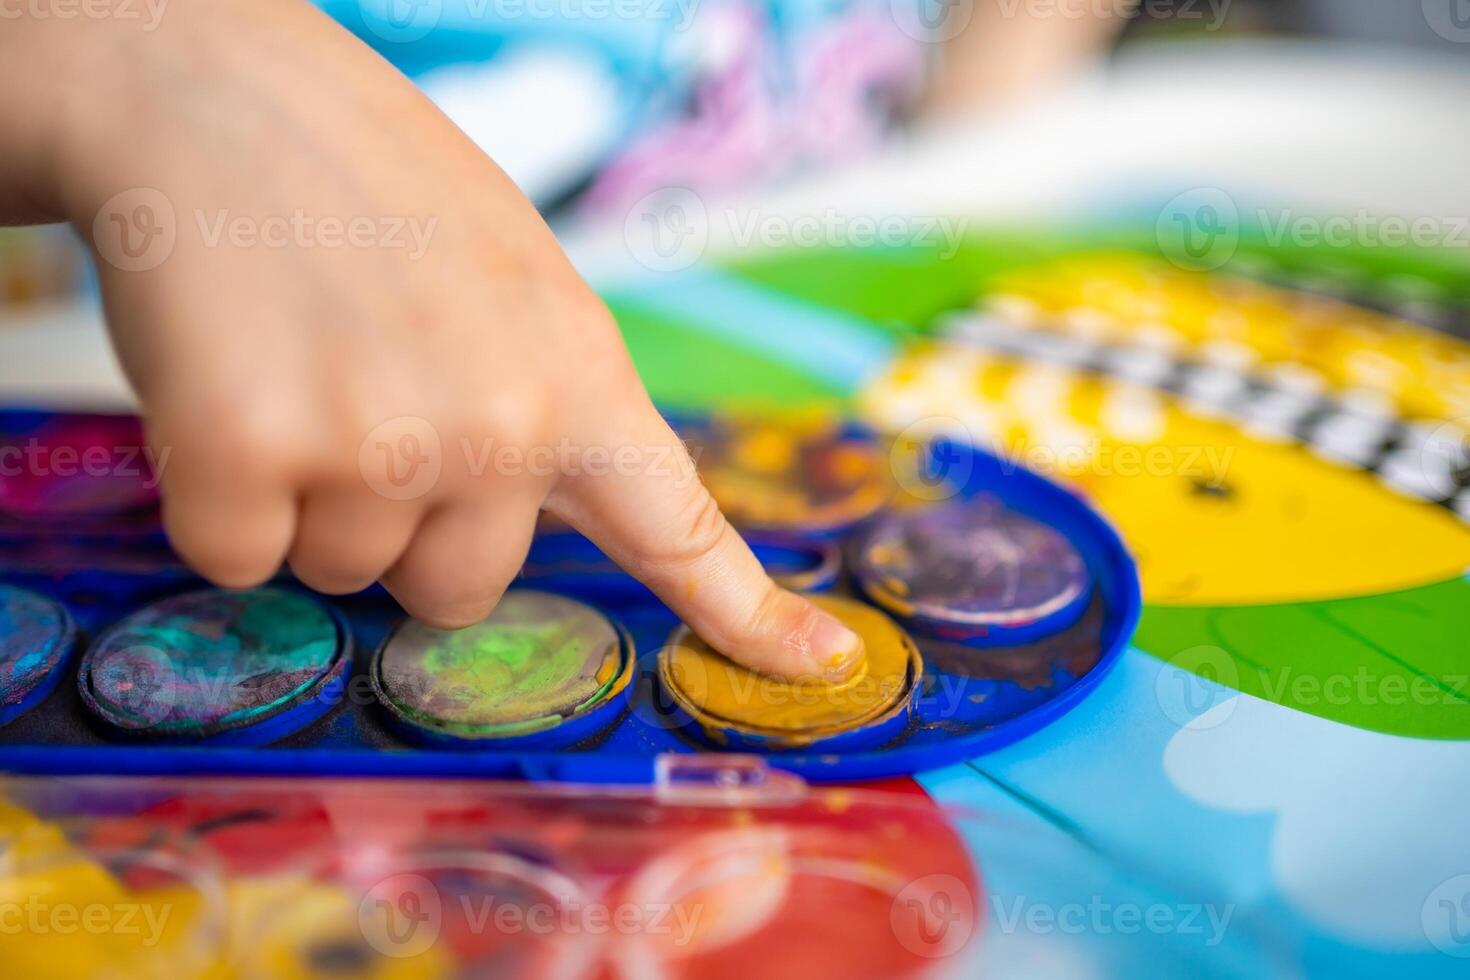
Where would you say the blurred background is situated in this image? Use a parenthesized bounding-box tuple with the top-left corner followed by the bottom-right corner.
(3, 0, 1466, 373)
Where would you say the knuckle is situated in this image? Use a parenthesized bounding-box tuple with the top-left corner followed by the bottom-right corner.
(716, 581, 790, 655)
(466, 384, 550, 446)
(650, 487, 729, 572)
(215, 406, 303, 471)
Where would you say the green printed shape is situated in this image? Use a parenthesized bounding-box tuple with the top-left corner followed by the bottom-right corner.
(1135, 577, 1470, 740)
(609, 296, 844, 411)
(723, 236, 1080, 329)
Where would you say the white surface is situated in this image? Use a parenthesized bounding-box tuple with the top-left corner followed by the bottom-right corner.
(422, 46, 624, 206)
(570, 38, 1470, 281)
(0, 300, 134, 409)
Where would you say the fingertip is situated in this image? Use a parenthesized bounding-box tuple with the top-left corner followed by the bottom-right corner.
(163, 508, 292, 591)
(390, 594, 494, 631)
(194, 563, 281, 592)
(806, 606, 865, 683)
(287, 560, 380, 596)
(154, 456, 296, 596)
(378, 499, 538, 631)
(685, 585, 866, 684)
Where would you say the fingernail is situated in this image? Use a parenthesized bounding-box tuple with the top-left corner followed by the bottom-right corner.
(810, 613, 864, 683)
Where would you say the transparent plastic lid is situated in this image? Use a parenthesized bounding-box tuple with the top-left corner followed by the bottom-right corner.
(0, 759, 1287, 979)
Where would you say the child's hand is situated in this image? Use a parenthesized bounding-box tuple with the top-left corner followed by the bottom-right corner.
(1, 0, 863, 682)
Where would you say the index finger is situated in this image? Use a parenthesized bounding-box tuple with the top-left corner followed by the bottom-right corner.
(546, 411, 865, 683)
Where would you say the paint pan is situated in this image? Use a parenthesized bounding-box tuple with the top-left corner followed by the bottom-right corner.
(0, 585, 79, 726)
(681, 415, 891, 536)
(658, 594, 920, 752)
(371, 590, 633, 749)
(0, 413, 158, 519)
(849, 496, 1092, 647)
(77, 587, 348, 745)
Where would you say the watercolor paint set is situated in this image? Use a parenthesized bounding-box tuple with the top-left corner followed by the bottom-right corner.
(0, 408, 1140, 784)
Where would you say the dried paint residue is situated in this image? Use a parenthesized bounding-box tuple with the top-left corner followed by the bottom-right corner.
(377, 591, 620, 733)
(0, 585, 71, 708)
(82, 588, 339, 733)
(853, 497, 1089, 627)
(685, 416, 891, 532)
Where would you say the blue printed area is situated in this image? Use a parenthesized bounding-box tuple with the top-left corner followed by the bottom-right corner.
(316, 0, 677, 78)
(603, 269, 899, 389)
(922, 648, 1470, 979)
(923, 764, 1283, 979)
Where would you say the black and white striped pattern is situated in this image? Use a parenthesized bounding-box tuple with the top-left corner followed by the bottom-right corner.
(940, 312, 1470, 523)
